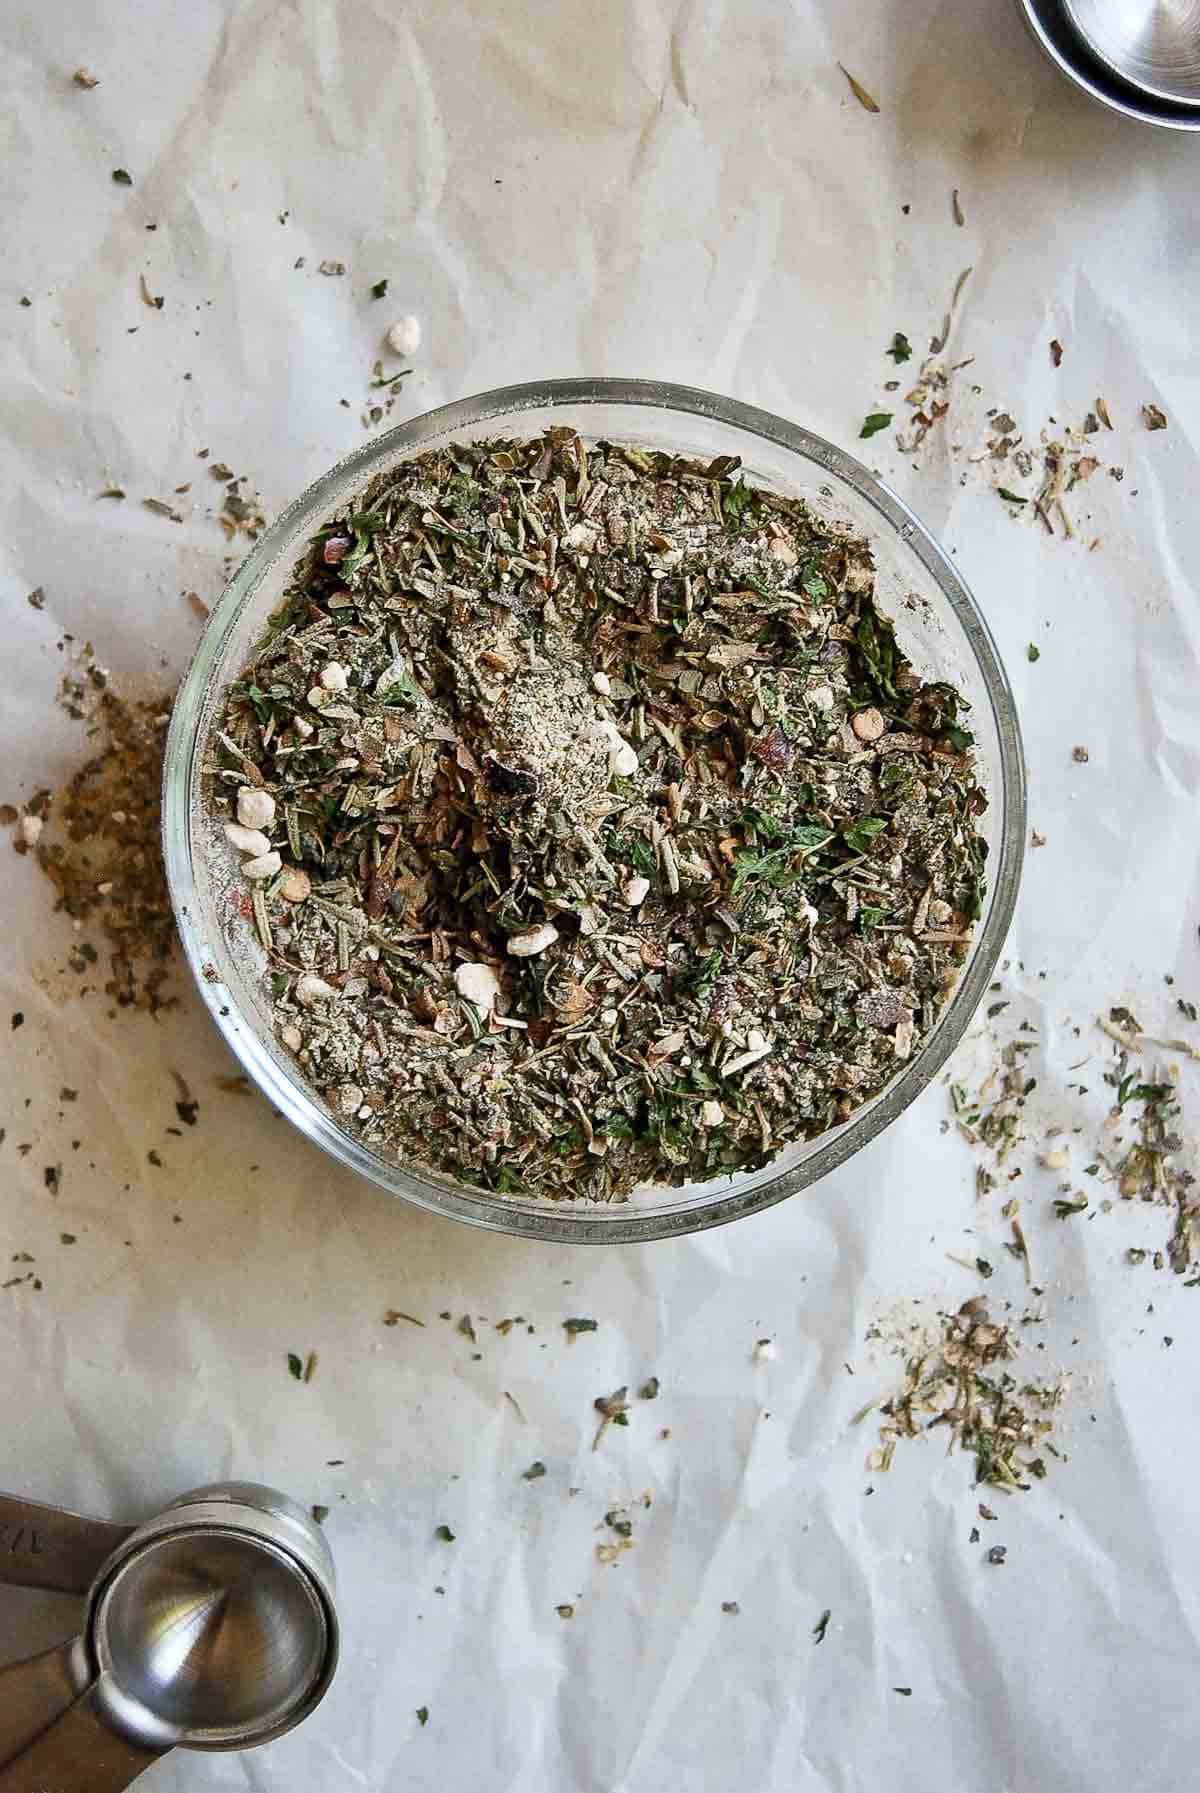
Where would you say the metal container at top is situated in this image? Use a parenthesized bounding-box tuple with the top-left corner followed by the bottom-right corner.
(1016, 0, 1200, 125)
(1062, 0, 1200, 105)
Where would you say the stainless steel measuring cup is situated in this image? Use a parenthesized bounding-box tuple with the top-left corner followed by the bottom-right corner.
(0, 1481, 338, 1790)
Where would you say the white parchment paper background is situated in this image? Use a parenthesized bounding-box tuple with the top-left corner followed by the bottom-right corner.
(2, 1, 1199, 1787)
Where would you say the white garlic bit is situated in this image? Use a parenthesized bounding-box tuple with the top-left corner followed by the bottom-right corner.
(335, 1083, 364, 1116)
(237, 786, 276, 830)
(723, 1033, 773, 1076)
(454, 961, 501, 1013)
(700, 1099, 725, 1128)
(597, 718, 639, 778)
(224, 822, 271, 857)
(754, 1338, 777, 1363)
(1041, 1146, 1070, 1171)
(280, 1023, 303, 1052)
(386, 315, 422, 357)
(622, 875, 650, 908)
(296, 973, 338, 1007)
(242, 850, 282, 880)
(320, 662, 349, 692)
(19, 814, 43, 847)
(507, 923, 560, 958)
(592, 671, 612, 695)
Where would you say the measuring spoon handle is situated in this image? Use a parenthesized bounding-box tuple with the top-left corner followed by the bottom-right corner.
(0, 1493, 133, 1595)
(0, 1640, 81, 1769)
(0, 1681, 165, 1792)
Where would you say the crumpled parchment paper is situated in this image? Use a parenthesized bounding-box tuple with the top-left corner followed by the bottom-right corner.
(2, 0, 1199, 1786)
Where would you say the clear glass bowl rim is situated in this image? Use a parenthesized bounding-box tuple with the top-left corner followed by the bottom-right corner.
(163, 376, 1026, 1244)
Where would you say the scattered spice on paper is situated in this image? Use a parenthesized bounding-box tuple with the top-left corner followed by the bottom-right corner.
(837, 63, 880, 112)
(868, 1297, 1063, 1488)
(954, 1007, 1198, 1275)
(4, 648, 180, 1014)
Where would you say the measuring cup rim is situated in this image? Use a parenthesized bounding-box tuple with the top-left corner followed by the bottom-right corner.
(83, 1523, 339, 1752)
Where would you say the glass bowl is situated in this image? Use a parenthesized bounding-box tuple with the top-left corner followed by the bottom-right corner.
(163, 379, 1025, 1243)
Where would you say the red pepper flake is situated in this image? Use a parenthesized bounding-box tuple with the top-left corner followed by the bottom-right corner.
(749, 724, 796, 771)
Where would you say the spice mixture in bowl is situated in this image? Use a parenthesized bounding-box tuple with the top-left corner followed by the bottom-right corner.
(164, 381, 1024, 1241)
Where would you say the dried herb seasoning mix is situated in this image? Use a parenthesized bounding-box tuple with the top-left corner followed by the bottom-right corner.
(209, 430, 987, 1201)
(6, 650, 179, 1015)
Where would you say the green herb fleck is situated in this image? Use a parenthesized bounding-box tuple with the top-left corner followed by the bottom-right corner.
(377, 669, 422, 707)
(842, 816, 887, 854)
(593, 1386, 630, 1446)
(341, 510, 386, 577)
(886, 332, 912, 364)
(721, 478, 756, 531)
(859, 412, 893, 440)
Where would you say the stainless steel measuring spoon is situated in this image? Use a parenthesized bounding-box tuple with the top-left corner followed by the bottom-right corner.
(0, 1481, 338, 1790)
